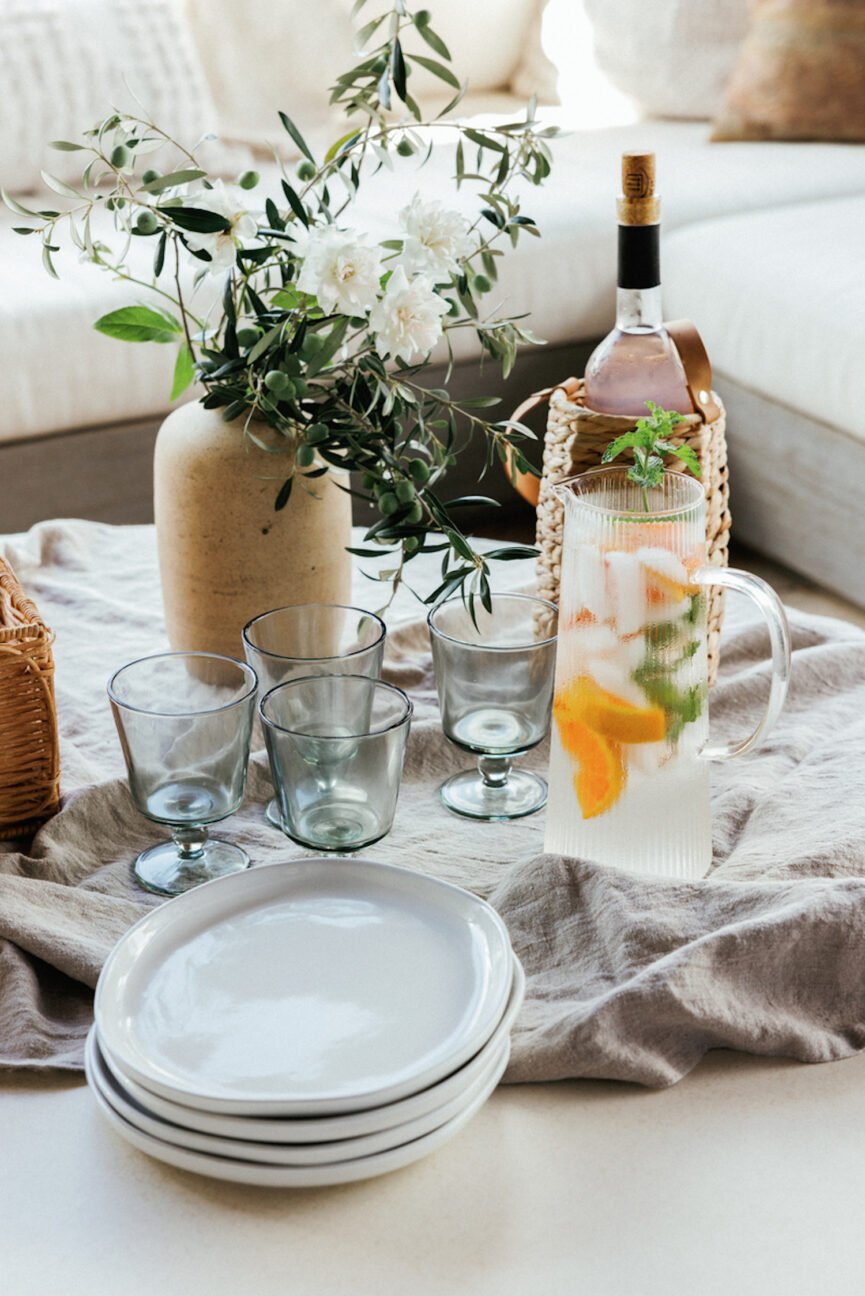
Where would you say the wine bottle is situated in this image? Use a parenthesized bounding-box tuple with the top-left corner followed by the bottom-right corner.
(584, 152, 693, 417)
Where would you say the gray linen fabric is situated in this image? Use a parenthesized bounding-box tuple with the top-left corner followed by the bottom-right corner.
(2, 520, 865, 1086)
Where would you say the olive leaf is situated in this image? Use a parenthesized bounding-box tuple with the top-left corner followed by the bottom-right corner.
(94, 306, 183, 344)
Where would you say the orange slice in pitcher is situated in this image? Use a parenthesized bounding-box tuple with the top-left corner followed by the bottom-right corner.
(580, 678, 666, 744)
(556, 676, 666, 745)
(644, 567, 696, 605)
(638, 548, 700, 604)
(554, 707, 625, 819)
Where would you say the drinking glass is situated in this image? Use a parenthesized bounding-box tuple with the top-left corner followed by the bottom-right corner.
(108, 651, 257, 896)
(242, 603, 386, 829)
(546, 466, 791, 879)
(428, 593, 559, 820)
(260, 674, 412, 852)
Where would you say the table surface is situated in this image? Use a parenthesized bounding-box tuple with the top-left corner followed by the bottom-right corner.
(3, 524, 864, 1295)
(4, 1049, 865, 1295)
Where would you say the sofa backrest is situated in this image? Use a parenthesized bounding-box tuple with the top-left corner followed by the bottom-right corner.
(182, 0, 558, 152)
(0, 0, 228, 194)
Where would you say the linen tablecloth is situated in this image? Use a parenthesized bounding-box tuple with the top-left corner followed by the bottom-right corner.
(3, 519, 865, 1087)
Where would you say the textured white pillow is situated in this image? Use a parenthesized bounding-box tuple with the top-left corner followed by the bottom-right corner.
(365, 0, 558, 102)
(184, 0, 558, 160)
(582, 0, 750, 121)
(184, 0, 355, 154)
(0, 0, 226, 194)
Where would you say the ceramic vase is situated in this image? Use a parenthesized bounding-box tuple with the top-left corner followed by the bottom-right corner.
(154, 402, 352, 658)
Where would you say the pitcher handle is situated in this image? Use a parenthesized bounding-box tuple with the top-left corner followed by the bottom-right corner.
(692, 566, 792, 761)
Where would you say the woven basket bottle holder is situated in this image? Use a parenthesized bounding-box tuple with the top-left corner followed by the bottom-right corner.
(0, 558, 60, 837)
(507, 321, 731, 684)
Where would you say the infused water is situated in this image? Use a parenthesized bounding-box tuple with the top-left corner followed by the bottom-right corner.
(544, 470, 713, 879)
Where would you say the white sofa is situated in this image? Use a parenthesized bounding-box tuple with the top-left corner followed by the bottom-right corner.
(2, 0, 864, 603)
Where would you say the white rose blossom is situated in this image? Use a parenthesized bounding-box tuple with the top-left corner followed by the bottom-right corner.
(296, 225, 383, 316)
(370, 266, 450, 364)
(181, 180, 258, 274)
(398, 194, 474, 280)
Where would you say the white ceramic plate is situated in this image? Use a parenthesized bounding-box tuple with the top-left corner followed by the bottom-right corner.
(86, 1037, 509, 1188)
(98, 956, 525, 1143)
(87, 1027, 508, 1166)
(95, 857, 514, 1115)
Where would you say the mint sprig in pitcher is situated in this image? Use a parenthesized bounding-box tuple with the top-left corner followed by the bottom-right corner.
(544, 466, 791, 879)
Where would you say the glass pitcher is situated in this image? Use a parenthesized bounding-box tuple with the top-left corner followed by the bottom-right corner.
(544, 467, 791, 879)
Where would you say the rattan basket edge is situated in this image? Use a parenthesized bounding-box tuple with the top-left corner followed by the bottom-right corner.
(0, 559, 61, 838)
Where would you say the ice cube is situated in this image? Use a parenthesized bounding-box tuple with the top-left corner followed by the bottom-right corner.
(636, 546, 690, 584)
(643, 597, 692, 626)
(606, 551, 646, 638)
(627, 740, 668, 776)
(573, 545, 610, 621)
(555, 623, 619, 685)
(589, 658, 646, 707)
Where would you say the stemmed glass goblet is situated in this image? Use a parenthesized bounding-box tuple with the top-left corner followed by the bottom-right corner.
(428, 593, 558, 820)
(108, 651, 257, 896)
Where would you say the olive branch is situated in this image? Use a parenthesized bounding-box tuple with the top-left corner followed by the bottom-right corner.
(3, 1, 559, 616)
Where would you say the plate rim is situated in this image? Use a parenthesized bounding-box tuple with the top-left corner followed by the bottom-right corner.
(97, 956, 524, 1141)
(96, 856, 514, 1114)
(86, 1035, 509, 1188)
(87, 1027, 509, 1166)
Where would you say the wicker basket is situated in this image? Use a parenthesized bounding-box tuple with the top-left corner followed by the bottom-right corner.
(508, 366, 731, 684)
(0, 558, 60, 837)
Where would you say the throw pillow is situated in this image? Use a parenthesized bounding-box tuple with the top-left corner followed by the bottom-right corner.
(0, 0, 231, 195)
(711, 0, 865, 142)
(184, 0, 355, 156)
(184, 0, 558, 163)
(582, 0, 750, 121)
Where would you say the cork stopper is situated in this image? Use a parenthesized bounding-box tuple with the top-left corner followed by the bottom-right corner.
(616, 152, 660, 226)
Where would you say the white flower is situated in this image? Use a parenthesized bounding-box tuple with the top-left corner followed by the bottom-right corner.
(370, 267, 449, 364)
(181, 180, 258, 274)
(296, 225, 382, 316)
(398, 194, 474, 280)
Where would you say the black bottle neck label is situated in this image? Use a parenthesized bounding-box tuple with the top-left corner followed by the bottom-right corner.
(617, 224, 660, 290)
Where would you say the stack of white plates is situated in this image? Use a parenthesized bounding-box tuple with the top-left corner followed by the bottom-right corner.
(88, 857, 524, 1187)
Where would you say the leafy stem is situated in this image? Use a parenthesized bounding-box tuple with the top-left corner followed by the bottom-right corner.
(601, 401, 701, 511)
(5, 0, 556, 609)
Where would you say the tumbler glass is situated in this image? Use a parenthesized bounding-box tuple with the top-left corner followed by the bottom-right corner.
(428, 593, 559, 820)
(260, 674, 412, 852)
(242, 603, 386, 829)
(108, 651, 257, 896)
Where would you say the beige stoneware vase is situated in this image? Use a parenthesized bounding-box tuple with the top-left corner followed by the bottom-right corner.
(154, 402, 352, 658)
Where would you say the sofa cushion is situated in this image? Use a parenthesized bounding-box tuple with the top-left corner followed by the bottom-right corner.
(386, 0, 558, 101)
(3, 121, 865, 444)
(583, 0, 750, 121)
(184, 0, 558, 159)
(712, 0, 865, 143)
(663, 196, 865, 439)
(183, 0, 355, 155)
(0, 0, 233, 194)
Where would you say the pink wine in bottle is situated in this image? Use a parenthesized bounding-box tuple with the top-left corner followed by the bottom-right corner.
(584, 152, 693, 417)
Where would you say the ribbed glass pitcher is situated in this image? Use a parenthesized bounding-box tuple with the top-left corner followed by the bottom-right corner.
(544, 467, 791, 879)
